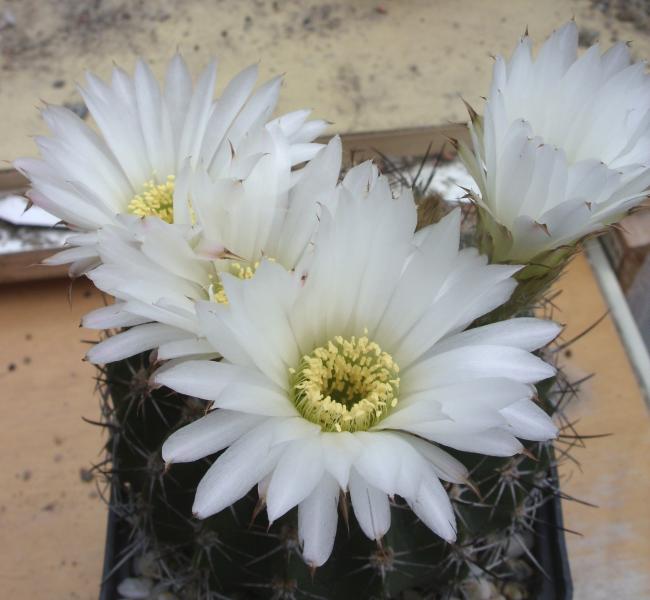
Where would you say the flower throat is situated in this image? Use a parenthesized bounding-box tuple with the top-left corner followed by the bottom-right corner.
(207, 261, 266, 305)
(290, 332, 400, 433)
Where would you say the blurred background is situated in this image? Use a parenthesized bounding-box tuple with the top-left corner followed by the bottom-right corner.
(1, 1, 649, 598)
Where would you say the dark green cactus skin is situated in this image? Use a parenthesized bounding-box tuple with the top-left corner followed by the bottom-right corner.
(97, 351, 570, 600)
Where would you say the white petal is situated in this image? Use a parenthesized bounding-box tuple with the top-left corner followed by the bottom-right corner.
(348, 469, 391, 540)
(197, 264, 301, 389)
(153, 359, 252, 401)
(195, 301, 257, 368)
(179, 59, 217, 169)
(82, 303, 149, 329)
(290, 118, 329, 144)
(214, 377, 297, 417)
(395, 433, 469, 484)
(273, 136, 342, 268)
(500, 398, 558, 441)
(22, 180, 113, 230)
(320, 432, 362, 490)
(353, 432, 428, 500)
(269, 417, 321, 445)
(376, 209, 462, 349)
(162, 410, 263, 463)
(412, 427, 523, 456)
(298, 474, 340, 567)
(433, 318, 562, 354)
(43, 245, 99, 266)
(86, 323, 187, 364)
(192, 421, 283, 518)
(37, 105, 131, 209)
(138, 218, 210, 285)
(157, 337, 216, 359)
(266, 437, 325, 522)
(289, 142, 323, 165)
(403, 345, 555, 394)
(164, 53, 193, 149)
(373, 397, 444, 430)
(134, 59, 174, 177)
(407, 470, 456, 542)
(393, 262, 520, 368)
(225, 76, 282, 150)
(201, 64, 259, 165)
(392, 379, 533, 430)
(80, 69, 151, 186)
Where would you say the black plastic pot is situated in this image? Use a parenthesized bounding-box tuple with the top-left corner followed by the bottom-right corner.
(99, 494, 131, 600)
(534, 479, 574, 600)
(98, 481, 573, 600)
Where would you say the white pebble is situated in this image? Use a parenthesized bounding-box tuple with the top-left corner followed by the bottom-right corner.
(117, 577, 154, 599)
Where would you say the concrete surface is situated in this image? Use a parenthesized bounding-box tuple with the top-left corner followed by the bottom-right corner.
(2, 0, 650, 160)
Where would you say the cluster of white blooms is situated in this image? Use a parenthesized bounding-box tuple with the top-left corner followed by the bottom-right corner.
(459, 22, 650, 263)
(18, 24, 648, 568)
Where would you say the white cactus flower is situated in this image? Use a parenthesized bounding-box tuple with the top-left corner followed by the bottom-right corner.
(460, 22, 650, 263)
(15, 54, 327, 275)
(82, 136, 342, 364)
(155, 165, 560, 568)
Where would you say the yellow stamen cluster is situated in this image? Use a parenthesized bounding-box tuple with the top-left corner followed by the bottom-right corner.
(127, 175, 175, 223)
(207, 261, 263, 305)
(290, 333, 400, 432)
